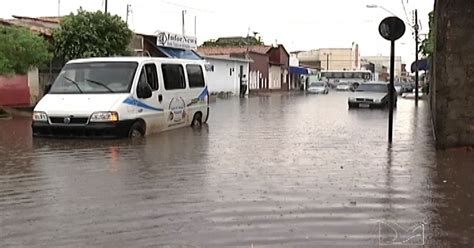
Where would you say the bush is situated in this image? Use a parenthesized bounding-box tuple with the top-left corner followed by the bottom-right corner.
(53, 9, 133, 61)
(0, 26, 51, 75)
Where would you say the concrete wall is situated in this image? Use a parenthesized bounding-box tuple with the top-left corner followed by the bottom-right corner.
(0, 68, 39, 107)
(268, 65, 288, 90)
(432, 0, 474, 148)
(204, 58, 249, 95)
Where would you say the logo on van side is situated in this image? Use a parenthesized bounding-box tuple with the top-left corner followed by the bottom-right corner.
(168, 97, 186, 123)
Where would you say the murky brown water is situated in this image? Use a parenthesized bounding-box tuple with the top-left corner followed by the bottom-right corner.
(1, 92, 473, 247)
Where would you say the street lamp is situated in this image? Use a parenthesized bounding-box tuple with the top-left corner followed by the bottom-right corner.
(366, 4, 398, 17)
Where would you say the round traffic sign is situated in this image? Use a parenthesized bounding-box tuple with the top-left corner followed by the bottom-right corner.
(379, 17, 406, 41)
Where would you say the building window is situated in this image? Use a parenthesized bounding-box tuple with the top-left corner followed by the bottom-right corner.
(162, 64, 186, 90)
(186, 64, 205, 88)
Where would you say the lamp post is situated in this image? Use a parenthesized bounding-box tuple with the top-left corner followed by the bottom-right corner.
(367, 4, 419, 105)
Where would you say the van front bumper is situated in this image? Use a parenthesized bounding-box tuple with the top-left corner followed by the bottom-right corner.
(32, 120, 134, 138)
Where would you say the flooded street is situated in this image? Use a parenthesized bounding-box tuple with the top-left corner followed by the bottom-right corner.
(1, 92, 473, 247)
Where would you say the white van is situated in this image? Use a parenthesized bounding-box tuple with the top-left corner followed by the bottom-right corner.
(32, 57, 209, 138)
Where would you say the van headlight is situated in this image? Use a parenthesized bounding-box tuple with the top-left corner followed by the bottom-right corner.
(90, 111, 119, 122)
(33, 111, 48, 122)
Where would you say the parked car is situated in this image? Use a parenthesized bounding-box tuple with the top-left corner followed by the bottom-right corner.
(307, 81, 329, 94)
(394, 83, 404, 95)
(336, 82, 351, 91)
(348, 82, 398, 108)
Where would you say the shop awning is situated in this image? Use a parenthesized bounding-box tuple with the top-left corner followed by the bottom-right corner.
(411, 58, 430, 72)
(289, 66, 309, 75)
(157, 46, 202, 60)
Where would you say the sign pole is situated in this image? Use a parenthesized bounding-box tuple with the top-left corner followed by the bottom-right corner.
(414, 9, 419, 105)
(388, 40, 395, 143)
(378, 16, 405, 144)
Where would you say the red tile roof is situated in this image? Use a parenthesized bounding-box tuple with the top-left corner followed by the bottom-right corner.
(0, 15, 62, 36)
(197, 45, 273, 56)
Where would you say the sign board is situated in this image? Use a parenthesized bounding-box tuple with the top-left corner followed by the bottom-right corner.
(378, 17, 406, 41)
(156, 31, 197, 50)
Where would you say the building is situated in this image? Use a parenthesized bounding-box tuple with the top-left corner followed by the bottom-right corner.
(288, 54, 310, 90)
(296, 43, 360, 71)
(198, 44, 290, 92)
(361, 55, 402, 79)
(200, 55, 251, 95)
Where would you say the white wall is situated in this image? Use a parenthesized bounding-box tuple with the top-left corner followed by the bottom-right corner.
(269, 66, 288, 89)
(27, 68, 40, 105)
(204, 58, 250, 95)
(290, 54, 300, 67)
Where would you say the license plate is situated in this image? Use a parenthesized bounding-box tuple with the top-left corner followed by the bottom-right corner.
(359, 103, 370, 108)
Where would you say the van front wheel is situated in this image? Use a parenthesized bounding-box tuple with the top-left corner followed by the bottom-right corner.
(128, 121, 145, 138)
(191, 113, 202, 128)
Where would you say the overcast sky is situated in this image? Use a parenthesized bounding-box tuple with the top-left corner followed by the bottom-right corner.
(1, 0, 434, 64)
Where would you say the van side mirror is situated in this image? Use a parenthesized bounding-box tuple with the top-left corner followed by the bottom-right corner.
(137, 83, 152, 99)
(44, 84, 52, 94)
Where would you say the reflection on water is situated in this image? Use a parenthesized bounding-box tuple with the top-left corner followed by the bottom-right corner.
(0, 93, 472, 247)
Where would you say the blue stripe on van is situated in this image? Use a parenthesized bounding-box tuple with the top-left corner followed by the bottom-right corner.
(123, 97, 164, 112)
(197, 86, 209, 100)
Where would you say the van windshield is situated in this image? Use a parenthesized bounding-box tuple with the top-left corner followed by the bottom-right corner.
(49, 62, 138, 94)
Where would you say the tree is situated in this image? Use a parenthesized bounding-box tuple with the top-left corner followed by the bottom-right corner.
(201, 36, 263, 47)
(0, 25, 51, 75)
(420, 11, 435, 57)
(53, 9, 133, 61)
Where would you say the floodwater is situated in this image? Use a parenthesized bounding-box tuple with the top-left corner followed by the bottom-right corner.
(0, 92, 473, 247)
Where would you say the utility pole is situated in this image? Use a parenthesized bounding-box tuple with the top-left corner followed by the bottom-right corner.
(104, 0, 108, 13)
(194, 16, 197, 37)
(126, 4, 131, 24)
(58, 0, 60, 16)
(324, 53, 331, 70)
(414, 9, 419, 105)
(182, 10, 186, 36)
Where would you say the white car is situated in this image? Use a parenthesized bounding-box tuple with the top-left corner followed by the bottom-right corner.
(348, 82, 397, 108)
(307, 82, 329, 94)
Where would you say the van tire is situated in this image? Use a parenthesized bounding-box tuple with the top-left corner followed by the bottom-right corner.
(128, 121, 145, 138)
(191, 112, 202, 128)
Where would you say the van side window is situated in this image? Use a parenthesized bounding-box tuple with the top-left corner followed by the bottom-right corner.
(144, 64, 159, 91)
(186, 64, 205, 88)
(137, 68, 151, 90)
(162, 64, 186, 90)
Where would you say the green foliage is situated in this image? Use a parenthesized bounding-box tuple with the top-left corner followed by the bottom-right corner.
(0, 26, 51, 75)
(53, 9, 133, 61)
(421, 11, 435, 57)
(202, 36, 263, 47)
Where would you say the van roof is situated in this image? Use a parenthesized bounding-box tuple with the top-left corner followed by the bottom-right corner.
(67, 57, 205, 65)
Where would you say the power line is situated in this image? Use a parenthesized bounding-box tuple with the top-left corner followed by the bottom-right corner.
(401, 0, 412, 26)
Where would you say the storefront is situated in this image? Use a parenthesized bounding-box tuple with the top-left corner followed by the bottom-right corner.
(133, 31, 202, 60)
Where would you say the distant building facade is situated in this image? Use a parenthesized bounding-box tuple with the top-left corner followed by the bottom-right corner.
(296, 43, 360, 71)
(361, 55, 402, 79)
